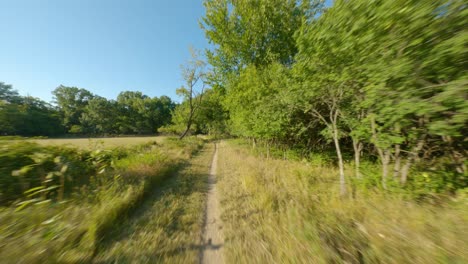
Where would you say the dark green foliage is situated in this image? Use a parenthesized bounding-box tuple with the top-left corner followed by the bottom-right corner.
(0, 142, 94, 204)
(1, 83, 64, 136)
(115, 91, 175, 134)
(163, 88, 228, 136)
(1, 83, 175, 137)
(52, 85, 95, 133)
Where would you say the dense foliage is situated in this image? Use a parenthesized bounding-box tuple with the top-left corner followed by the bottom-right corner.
(0, 83, 175, 136)
(200, 0, 467, 195)
(0, 83, 64, 136)
(1, 0, 466, 196)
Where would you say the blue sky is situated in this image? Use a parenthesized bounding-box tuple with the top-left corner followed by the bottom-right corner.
(1, 0, 332, 103)
(0, 0, 209, 102)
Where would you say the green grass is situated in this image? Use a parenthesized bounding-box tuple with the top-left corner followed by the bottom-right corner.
(93, 143, 214, 263)
(216, 140, 468, 263)
(3, 137, 465, 263)
(0, 137, 209, 263)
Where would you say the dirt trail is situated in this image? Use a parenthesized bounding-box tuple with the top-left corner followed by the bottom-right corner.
(91, 145, 214, 263)
(200, 143, 224, 264)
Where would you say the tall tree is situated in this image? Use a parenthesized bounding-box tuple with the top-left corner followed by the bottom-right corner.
(0, 82, 64, 136)
(80, 96, 118, 134)
(52, 85, 94, 133)
(0, 82, 21, 103)
(177, 48, 207, 139)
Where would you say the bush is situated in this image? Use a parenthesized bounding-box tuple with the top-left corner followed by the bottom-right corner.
(0, 142, 108, 205)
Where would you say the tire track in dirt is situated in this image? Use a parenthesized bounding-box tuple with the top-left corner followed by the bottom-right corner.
(200, 143, 224, 264)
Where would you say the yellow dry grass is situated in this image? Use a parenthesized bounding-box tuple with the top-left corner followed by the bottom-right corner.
(216, 140, 468, 264)
(28, 136, 167, 149)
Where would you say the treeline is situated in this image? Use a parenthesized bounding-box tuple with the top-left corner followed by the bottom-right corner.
(0, 83, 175, 136)
(199, 0, 467, 194)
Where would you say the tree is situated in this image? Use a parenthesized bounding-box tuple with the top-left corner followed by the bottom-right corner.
(0, 83, 64, 136)
(52, 85, 94, 133)
(0, 82, 21, 103)
(177, 48, 207, 139)
(152, 95, 176, 131)
(200, 0, 323, 145)
(80, 96, 118, 134)
(165, 88, 227, 136)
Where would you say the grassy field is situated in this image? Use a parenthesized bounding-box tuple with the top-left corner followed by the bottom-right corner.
(93, 143, 213, 262)
(0, 136, 211, 263)
(216, 140, 468, 263)
(1, 137, 466, 263)
(27, 136, 167, 149)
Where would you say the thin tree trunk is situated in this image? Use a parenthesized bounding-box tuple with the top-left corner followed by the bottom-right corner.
(370, 116, 389, 190)
(394, 144, 401, 179)
(352, 139, 362, 179)
(179, 118, 193, 140)
(400, 139, 425, 185)
(400, 158, 411, 185)
(381, 150, 390, 189)
(266, 140, 270, 159)
(333, 124, 346, 196)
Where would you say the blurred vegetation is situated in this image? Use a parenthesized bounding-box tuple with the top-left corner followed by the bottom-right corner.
(0, 137, 204, 263)
(1, 0, 467, 262)
(217, 140, 468, 263)
(200, 0, 467, 195)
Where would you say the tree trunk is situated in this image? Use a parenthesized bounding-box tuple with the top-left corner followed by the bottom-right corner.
(381, 150, 390, 189)
(332, 124, 346, 196)
(370, 116, 389, 190)
(400, 158, 412, 185)
(400, 139, 425, 185)
(266, 140, 270, 159)
(179, 119, 193, 140)
(352, 139, 362, 179)
(393, 144, 401, 179)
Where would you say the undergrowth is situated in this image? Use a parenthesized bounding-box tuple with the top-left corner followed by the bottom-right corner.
(0, 136, 204, 263)
(217, 140, 468, 263)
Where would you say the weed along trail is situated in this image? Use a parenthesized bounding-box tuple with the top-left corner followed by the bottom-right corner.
(200, 142, 225, 264)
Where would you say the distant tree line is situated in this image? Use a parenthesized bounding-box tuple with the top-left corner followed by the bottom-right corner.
(0, 82, 175, 136)
(196, 0, 467, 195)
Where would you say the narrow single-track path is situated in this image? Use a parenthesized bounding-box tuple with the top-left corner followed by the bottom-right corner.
(200, 143, 224, 264)
(92, 144, 214, 263)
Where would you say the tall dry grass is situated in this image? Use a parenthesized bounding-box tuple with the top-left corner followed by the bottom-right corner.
(216, 140, 468, 263)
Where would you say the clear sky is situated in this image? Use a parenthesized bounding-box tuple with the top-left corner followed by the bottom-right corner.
(1, 0, 333, 103)
(0, 0, 209, 103)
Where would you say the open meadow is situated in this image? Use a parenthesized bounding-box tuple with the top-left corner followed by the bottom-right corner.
(0, 137, 467, 263)
(27, 136, 167, 149)
(0, 136, 211, 263)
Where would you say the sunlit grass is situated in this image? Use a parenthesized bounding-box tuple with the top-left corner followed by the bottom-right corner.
(93, 143, 213, 263)
(27, 136, 167, 149)
(217, 140, 468, 263)
(0, 137, 208, 263)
